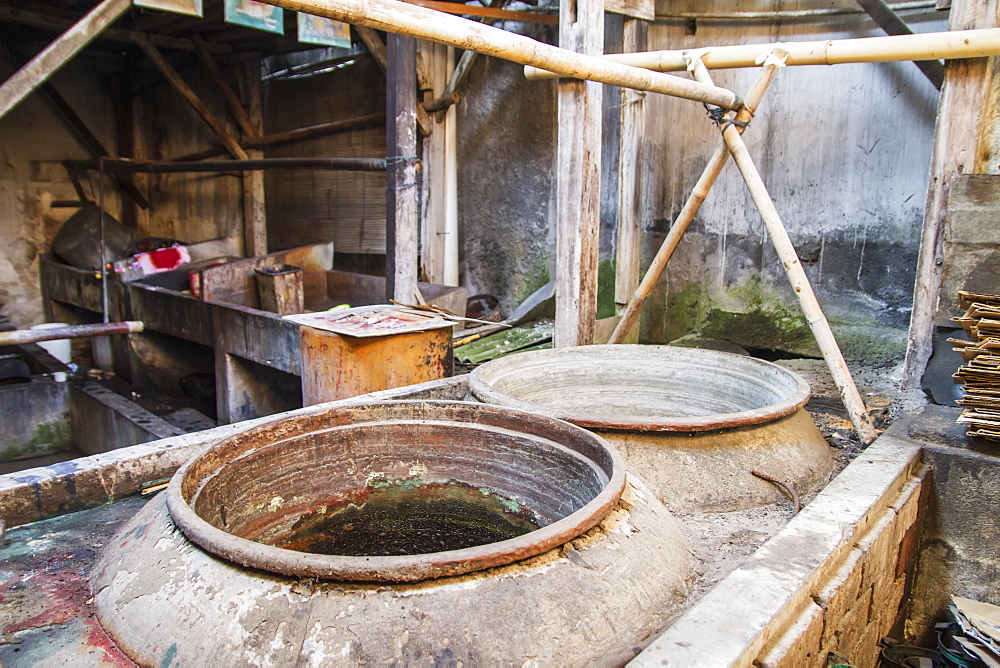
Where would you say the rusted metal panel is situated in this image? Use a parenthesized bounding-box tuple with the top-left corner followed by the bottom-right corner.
(300, 325, 452, 404)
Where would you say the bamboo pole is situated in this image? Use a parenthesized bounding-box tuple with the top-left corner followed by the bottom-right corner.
(689, 58, 878, 445)
(258, 0, 740, 109)
(0, 0, 132, 121)
(0, 321, 144, 347)
(608, 53, 786, 345)
(525, 27, 1000, 79)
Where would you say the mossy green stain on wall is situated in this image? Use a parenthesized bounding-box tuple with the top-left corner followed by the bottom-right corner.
(0, 418, 72, 461)
(656, 272, 907, 363)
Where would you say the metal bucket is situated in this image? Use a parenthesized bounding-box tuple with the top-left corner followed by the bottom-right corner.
(469, 345, 834, 512)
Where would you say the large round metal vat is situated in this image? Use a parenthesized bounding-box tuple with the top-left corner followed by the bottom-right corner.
(93, 401, 696, 665)
(469, 345, 834, 512)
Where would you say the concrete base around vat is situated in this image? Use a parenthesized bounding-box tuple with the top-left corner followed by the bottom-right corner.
(606, 409, 834, 513)
(92, 477, 695, 667)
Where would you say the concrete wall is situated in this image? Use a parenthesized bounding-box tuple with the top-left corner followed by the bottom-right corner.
(456, 4, 946, 363)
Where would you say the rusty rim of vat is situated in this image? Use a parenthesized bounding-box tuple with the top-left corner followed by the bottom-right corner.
(468, 345, 812, 433)
(165, 401, 625, 582)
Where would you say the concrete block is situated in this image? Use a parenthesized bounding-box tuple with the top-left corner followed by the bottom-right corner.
(871, 574, 907, 628)
(858, 511, 898, 595)
(816, 548, 865, 629)
(757, 601, 825, 668)
(832, 588, 872, 655)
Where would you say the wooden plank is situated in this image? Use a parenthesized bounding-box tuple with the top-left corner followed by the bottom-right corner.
(357, 25, 433, 136)
(0, 0, 131, 121)
(193, 35, 259, 141)
(386, 34, 421, 304)
(136, 39, 250, 161)
(902, 0, 999, 390)
(241, 60, 267, 258)
(402, 0, 558, 25)
(604, 0, 654, 21)
(613, 17, 647, 347)
(418, 40, 448, 284)
(554, 0, 603, 347)
(854, 0, 944, 88)
(0, 5, 230, 54)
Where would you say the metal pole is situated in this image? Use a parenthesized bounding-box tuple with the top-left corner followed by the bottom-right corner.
(0, 321, 144, 346)
(68, 157, 389, 173)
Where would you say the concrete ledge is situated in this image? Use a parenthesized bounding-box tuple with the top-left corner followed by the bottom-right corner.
(0, 376, 468, 528)
(631, 428, 925, 667)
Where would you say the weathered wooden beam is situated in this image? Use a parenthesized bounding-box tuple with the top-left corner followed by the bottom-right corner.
(136, 38, 249, 161)
(0, 0, 132, 121)
(855, 0, 944, 88)
(0, 5, 231, 54)
(386, 33, 421, 304)
(241, 60, 267, 258)
(418, 40, 449, 285)
(357, 25, 432, 136)
(193, 35, 259, 141)
(903, 0, 999, 390)
(554, 0, 603, 347)
(403, 0, 557, 25)
(167, 112, 387, 161)
(614, 17, 647, 338)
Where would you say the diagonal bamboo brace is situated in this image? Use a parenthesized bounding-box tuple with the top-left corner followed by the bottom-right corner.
(689, 58, 878, 445)
(609, 51, 787, 345)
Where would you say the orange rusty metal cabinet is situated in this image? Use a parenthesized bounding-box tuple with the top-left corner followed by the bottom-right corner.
(300, 324, 453, 404)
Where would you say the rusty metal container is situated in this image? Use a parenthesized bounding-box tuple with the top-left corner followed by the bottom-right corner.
(469, 345, 835, 512)
(254, 263, 304, 315)
(92, 401, 696, 665)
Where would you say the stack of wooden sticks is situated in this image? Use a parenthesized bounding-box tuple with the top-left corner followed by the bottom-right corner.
(950, 291, 1000, 441)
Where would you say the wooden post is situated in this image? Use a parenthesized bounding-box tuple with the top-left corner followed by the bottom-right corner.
(136, 38, 249, 161)
(241, 60, 267, 258)
(0, 0, 131, 121)
(613, 18, 648, 343)
(386, 33, 420, 303)
(358, 25, 432, 136)
(902, 0, 999, 390)
(418, 40, 448, 285)
(554, 0, 603, 348)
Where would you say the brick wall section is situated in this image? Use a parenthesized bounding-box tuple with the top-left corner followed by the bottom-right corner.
(758, 471, 926, 667)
